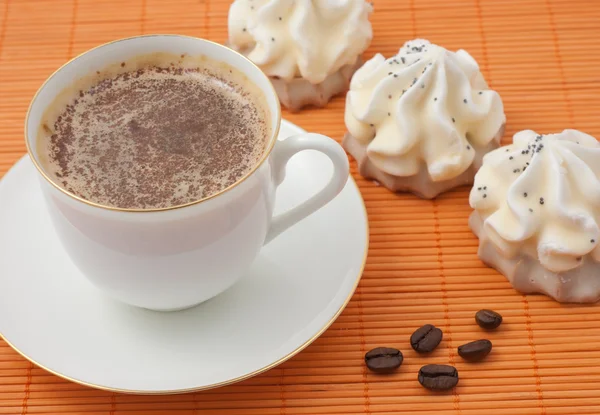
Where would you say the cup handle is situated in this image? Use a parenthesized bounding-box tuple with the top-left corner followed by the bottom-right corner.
(265, 133, 350, 244)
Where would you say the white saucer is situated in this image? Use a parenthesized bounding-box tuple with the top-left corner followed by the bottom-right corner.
(0, 120, 368, 394)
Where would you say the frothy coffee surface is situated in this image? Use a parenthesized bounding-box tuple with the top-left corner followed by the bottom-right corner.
(38, 57, 270, 209)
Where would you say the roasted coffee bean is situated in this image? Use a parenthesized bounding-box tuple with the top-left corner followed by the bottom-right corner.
(410, 324, 443, 353)
(458, 339, 493, 362)
(418, 364, 459, 391)
(475, 309, 503, 329)
(364, 347, 403, 373)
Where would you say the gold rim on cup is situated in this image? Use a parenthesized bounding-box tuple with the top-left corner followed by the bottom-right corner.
(24, 34, 282, 213)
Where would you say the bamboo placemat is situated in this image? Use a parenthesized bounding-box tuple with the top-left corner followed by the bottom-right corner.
(1, 0, 600, 413)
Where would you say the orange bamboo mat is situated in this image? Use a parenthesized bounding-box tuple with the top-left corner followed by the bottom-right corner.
(1, 0, 600, 413)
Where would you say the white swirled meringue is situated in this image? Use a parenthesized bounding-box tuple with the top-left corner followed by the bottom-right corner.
(228, 0, 373, 84)
(343, 39, 505, 198)
(470, 129, 600, 302)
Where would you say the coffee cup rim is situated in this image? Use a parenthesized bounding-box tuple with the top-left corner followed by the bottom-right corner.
(24, 34, 282, 213)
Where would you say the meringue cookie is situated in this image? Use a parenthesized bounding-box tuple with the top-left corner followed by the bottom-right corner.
(228, 0, 373, 110)
(470, 129, 600, 302)
(343, 39, 506, 198)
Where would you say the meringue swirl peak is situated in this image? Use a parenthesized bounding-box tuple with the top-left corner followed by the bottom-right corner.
(470, 129, 600, 273)
(344, 39, 505, 182)
(228, 0, 373, 84)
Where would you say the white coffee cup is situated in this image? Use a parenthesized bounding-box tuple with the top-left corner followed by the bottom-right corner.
(24, 35, 349, 311)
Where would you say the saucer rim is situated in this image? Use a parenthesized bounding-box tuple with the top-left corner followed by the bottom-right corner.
(0, 119, 369, 394)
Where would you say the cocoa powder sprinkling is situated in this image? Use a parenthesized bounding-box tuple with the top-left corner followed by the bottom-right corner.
(43, 65, 269, 209)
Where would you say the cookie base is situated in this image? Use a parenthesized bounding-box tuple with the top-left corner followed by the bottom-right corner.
(342, 125, 504, 199)
(225, 43, 360, 112)
(469, 211, 600, 303)
(271, 59, 362, 112)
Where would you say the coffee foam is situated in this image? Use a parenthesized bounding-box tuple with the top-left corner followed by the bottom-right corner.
(37, 53, 271, 209)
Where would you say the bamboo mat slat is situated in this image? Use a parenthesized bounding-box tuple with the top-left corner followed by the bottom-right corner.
(1, 0, 600, 413)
